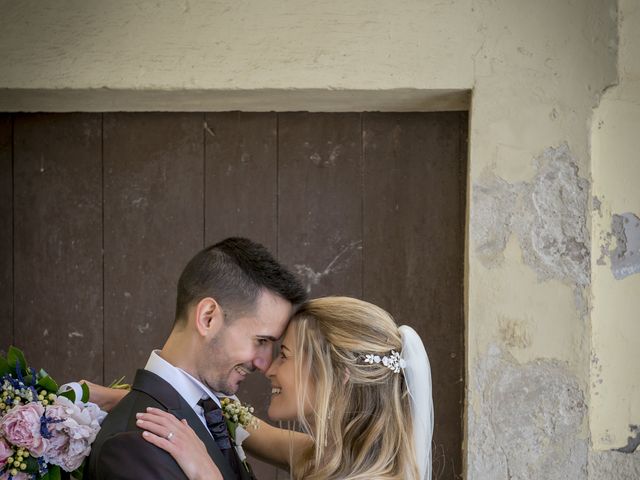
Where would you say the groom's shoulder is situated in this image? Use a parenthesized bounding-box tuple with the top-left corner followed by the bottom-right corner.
(100, 386, 163, 434)
(87, 370, 184, 479)
(88, 427, 186, 480)
(99, 369, 178, 436)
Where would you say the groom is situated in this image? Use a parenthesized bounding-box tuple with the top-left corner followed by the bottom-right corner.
(87, 237, 307, 479)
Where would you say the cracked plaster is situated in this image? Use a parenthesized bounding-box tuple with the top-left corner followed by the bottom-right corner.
(609, 212, 640, 279)
(472, 143, 590, 314)
(468, 346, 588, 480)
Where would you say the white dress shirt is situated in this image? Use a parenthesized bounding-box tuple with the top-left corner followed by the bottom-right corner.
(144, 350, 226, 431)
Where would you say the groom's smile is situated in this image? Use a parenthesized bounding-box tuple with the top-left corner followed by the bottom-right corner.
(199, 289, 293, 395)
(228, 364, 254, 387)
(234, 365, 253, 376)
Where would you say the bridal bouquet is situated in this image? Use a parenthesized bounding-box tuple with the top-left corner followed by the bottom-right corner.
(0, 347, 106, 480)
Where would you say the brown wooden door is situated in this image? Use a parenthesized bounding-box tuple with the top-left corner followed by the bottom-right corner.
(0, 111, 466, 479)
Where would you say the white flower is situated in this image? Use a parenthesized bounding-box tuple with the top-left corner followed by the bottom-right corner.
(220, 398, 257, 430)
(43, 396, 107, 472)
(360, 350, 406, 374)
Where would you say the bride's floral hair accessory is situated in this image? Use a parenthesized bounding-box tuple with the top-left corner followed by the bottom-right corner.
(362, 350, 406, 374)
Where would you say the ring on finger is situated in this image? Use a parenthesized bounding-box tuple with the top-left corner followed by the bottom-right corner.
(166, 431, 174, 441)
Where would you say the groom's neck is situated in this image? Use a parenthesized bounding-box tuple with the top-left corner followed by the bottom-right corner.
(159, 332, 199, 378)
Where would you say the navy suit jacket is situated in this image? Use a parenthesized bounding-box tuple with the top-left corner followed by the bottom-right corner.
(87, 369, 253, 480)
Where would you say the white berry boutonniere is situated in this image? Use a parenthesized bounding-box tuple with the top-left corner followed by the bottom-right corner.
(220, 397, 258, 471)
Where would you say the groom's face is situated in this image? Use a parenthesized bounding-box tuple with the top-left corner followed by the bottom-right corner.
(200, 289, 293, 395)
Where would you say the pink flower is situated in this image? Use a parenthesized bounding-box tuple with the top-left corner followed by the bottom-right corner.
(0, 403, 47, 456)
(0, 438, 13, 469)
(43, 397, 105, 472)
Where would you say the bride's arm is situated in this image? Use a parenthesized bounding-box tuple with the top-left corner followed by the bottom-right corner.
(84, 381, 314, 471)
(137, 408, 312, 473)
(242, 417, 313, 471)
(82, 380, 128, 411)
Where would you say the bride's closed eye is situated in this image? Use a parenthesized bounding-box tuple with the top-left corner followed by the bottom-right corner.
(279, 343, 292, 360)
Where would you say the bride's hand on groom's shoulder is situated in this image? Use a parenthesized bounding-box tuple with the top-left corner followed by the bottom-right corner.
(80, 380, 128, 412)
(137, 407, 223, 480)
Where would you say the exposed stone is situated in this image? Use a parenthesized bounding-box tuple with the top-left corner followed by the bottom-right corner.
(513, 144, 590, 287)
(593, 195, 602, 217)
(498, 316, 532, 349)
(468, 346, 588, 480)
(472, 144, 590, 286)
(589, 449, 640, 479)
(609, 212, 640, 279)
(471, 173, 519, 268)
(617, 425, 640, 454)
(471, 144, 590, 315)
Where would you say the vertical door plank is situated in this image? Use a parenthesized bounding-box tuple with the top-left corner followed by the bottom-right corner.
(103, 113, 204, 384)
(0, 115, 12, 351)
(277, 112, 363, 480)
(278, 113, 363, 298)
(204, 112, 279, 480)
(204, 112, 278, 252)
(13, 113, 103, 383)
(363, 112, 467, 479)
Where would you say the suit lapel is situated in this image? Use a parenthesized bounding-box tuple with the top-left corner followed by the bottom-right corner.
(131, 370, 238, 480)
(238, 456, 256, 480)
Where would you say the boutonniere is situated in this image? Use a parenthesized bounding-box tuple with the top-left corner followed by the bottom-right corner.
(220, 397, 258, 472)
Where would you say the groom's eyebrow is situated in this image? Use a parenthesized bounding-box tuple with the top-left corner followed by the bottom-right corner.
(257, 335, 278, 342)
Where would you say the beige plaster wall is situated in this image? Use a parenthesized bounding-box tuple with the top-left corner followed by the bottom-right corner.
(590, 0, 640, 453)
(0, 0, 475, 111)
(1, 0, 637, 477)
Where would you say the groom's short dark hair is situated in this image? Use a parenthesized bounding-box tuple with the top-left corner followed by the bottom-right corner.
(174, 237, 307, 325)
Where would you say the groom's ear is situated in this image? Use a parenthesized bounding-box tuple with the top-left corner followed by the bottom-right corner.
(194, 297, 224, 338)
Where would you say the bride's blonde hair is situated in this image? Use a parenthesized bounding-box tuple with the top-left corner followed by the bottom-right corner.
(290, 297, 420, 480)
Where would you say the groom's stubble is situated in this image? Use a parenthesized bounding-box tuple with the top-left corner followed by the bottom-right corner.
(187, 288, 293, 395)
(198, 323, 256, 395)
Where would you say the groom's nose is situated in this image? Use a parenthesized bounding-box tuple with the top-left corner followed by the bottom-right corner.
(253, 352, 273, 372)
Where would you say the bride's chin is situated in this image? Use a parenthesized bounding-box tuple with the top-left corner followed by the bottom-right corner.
(267, 407, 295, 423)
(266, 407, 282, 422)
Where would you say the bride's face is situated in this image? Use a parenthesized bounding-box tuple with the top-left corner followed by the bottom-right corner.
(266, 324, 314, 421)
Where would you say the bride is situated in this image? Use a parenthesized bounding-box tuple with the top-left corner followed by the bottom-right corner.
(92, 297, 434, 480)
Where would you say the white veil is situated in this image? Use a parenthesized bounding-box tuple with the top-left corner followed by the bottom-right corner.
(399, 325, 434, 480)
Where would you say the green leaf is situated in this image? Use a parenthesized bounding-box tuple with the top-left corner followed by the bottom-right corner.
(226, 419, 237, 439)
(19, 454, 40, 474)
(7, 345, 28, 373)
(59, 389, 76, 402)
(48, 465, 62, 480)
(37, 370, 59, 393)
(81, 382, 90, 403)
(70, 460, 85, 479)
(107, 375, 126, 388)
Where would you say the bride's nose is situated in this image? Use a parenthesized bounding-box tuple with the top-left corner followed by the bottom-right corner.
(266, 358, 279, 377)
